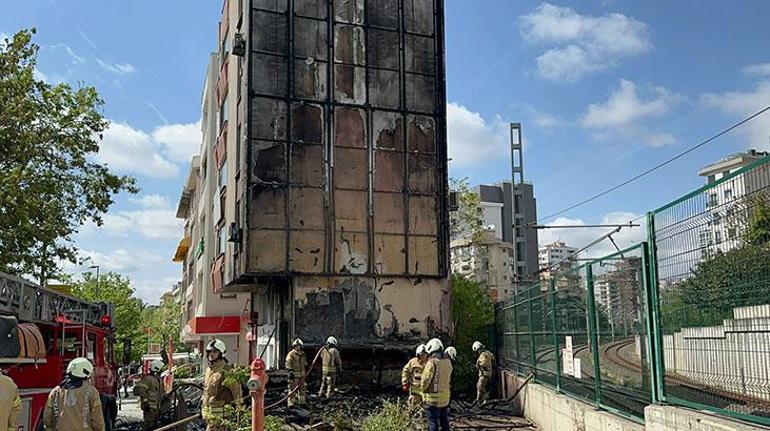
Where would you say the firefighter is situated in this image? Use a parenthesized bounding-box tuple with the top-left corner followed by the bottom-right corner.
(285, 338, 308, 407)
(43, 357, 105, 431)
(401, 343, 428, 408)
(0, 371, 21, 431)
(133, 360, 164, 431)
(420, 338, 452, 431)
(444, 346, 457, 363)
(473, 341, 495, 404)
(201, 339, 241, 431)
(318, 336, 342, 398)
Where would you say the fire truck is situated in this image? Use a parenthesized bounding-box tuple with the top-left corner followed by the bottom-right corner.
(0, 271, 118, 430)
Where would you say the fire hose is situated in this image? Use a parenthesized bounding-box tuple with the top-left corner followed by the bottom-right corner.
(153, 347, 325, 430)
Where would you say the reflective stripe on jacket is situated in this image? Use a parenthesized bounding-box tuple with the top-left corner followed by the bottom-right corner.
(420, 357, 452, 408)
(401, 357, 424, 394)
(285, 349, 307, 375)
(321, 347, 342, 375)
(202, 359, 240, 420)
(134, 374, 163, 411)
(43, 382, 105, 431)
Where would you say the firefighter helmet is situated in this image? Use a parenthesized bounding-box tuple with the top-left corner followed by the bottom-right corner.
(416, 344, 427, 356)
(444, 346, 457, 361)
(67, 357, 94, 378)
(150, 360, 164, 373)
(326, 336, 338, 346)
(426, 338, 444, 354)
(472, 341, 484, 352)
(292, 338, 304, 347)
(206, 338, 227, 355)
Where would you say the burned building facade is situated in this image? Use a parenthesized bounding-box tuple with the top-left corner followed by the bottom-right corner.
(216, 0, 449, 376)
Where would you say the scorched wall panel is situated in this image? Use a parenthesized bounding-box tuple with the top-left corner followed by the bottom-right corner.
(244, 0, 447, 279)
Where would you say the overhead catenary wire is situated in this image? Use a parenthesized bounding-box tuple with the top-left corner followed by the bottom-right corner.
(534, 104, 770, 225)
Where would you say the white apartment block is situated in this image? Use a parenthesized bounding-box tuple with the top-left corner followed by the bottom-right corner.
(451, 230, 515, 301)
(538, 241, 578, 272)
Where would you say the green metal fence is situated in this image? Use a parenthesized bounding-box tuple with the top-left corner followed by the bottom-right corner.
(649, 155, 770, 425)
(496, 244, 652, 421)
(496, 154, 770, 425)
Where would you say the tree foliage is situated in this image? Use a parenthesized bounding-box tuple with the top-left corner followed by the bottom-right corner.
(72, 271, 145, 362)
(450, 274, 495, 393)
(141, 290, 185, 353)
(663, 194, 770, 331)
(0, 29, 138, 282)
(449, 177, 484, 244)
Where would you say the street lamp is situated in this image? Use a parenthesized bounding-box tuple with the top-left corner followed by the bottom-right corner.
(88, 265, 100, 298)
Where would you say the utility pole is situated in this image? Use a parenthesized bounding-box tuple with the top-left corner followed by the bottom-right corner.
(89, 265, 100, 298)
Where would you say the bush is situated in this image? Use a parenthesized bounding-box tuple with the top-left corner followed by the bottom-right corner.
(360, 400, 419, 431)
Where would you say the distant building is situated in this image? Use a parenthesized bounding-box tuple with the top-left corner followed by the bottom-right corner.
(697, 149, 770, 257)
(451, 230, 515, 301)
(538, 241, 578, 273)
(475, 181, 539, 283)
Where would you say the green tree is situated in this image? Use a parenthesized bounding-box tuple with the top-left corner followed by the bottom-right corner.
(0, 29, 138, 283)
(450, 274, 495, 393)
(72, 271, 145, 362)
(449, 177, 484, 244)
(745, 193, 770, 246)
(140, 291, 186, 354)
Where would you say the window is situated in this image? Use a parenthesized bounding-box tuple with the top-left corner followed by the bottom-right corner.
(87, 332, 96, 361)
(220, 30, 230, 64)
(218, 158, 228, 189)
(708, 193, 718, 207)
(707, 174, 716, 184)
(235, 123, 241, 169)
(722, 170, 731, 179)
(715, 230, 722, 244)
(728, 227, 737, 240)
(217, 224, 227, 255)
(219, 94, 229, 131)
(724, 189, 733, 201)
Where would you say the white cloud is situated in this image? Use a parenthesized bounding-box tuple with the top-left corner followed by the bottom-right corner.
(743, 63, 770, 77)
(447, 102, 508, 168)
(134, 277, 180, 304)
(98, 122, 180, 178)
(702, 80, 770, 150)
(519, 3, 651, 82)
(539, 211, 646, 259)
(513, 103, 561, 129)
(152, 120, 202, 163)
(99, 208, 182, 240)
(52, 43, 86, 64)
(96, 58, 136, 74)
(79, 248, 162, 273)
(128, 194, 171, 210)
(581, 79, 683, 147)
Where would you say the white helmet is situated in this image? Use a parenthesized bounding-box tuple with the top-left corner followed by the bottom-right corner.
(472, 341, 484, 352)
(444, 346, 457, 361)
(150, 360, 164, 373)
(67, 357, 94, 379)
(426, 338, 444, 354)
(415, 344, 427, 356)
(292, 338, 304, 347)
(206, 338, 227, 355)
(326, 336, 338, 346)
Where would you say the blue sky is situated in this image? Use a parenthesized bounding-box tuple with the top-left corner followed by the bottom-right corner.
(4, 1, 770, 302)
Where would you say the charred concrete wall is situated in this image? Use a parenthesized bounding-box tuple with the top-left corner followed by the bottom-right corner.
(243, 0, 448, 279)
(238, 0, 450, 351)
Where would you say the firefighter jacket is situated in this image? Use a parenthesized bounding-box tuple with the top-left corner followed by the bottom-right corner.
(401, 357, 424, 394)
(43, 380, 105, 431)
(476, 350, 495, 377)
(201, 359, 241, 421)
(0, 373, 21, 431)
(420, 355, 453, 408)
(134, 373, 163, 411)
(320, 347, 342, 375)
(285, 349, 307, 378)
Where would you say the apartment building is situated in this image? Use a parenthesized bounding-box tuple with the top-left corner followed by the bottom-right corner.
(450, 230, 515, 301)
(173, 51, 249, 366)
(538, 241, 578, 273)
(697, 149, 770, 257)
(476, 181, 539, 283)
(172, 0, 451, 377)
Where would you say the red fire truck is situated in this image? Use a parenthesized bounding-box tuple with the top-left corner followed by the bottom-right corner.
(0, 272, 119, 430)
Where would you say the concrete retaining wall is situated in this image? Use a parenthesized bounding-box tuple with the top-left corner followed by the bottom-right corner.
(661, 304, 770, 401)
(500, 370, 770, 431)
